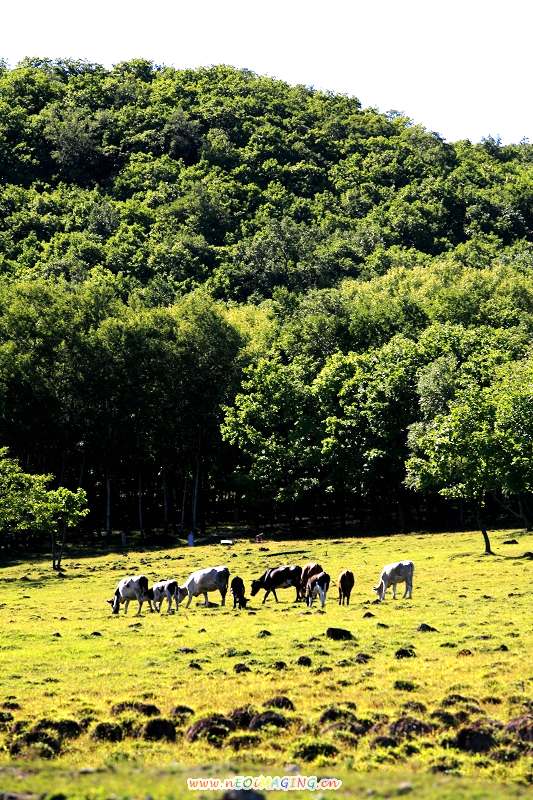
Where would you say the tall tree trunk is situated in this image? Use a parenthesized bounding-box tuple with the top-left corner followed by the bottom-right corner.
(518, 496, 531, 531)
(56, 520, 66, 571)
(138, 471, 144, 535)
(191, 459, 200, 535)
(181, 475, 188, 533)
(105, 473, 112, 534)
(51, 532, 57, 571)
(477, 504, 495, 555)
(162, 472, 169, 532)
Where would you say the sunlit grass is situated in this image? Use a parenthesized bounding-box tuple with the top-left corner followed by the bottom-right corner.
(0, 528, 531, 798)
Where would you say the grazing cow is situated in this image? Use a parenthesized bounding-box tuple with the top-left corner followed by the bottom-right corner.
(338, 569, 355, 605)
(373, 560, 414, 602)
(299, 562, 323, 600)
(182, 565, 230, 608)
(153, 579, 188, 614)
(251, 565, 302, 604)
(230, 576, 248, 609)
(306, 571, 331, 608)
(107, 575, 154, 616)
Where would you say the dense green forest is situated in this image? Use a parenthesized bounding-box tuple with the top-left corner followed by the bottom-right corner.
(0, 57, 532, 549)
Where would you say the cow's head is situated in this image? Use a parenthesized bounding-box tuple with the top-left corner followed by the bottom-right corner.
(372, 582, 384, 601)
(107, 597, 120, 614)
(176, 586, 188, 605)
(250, 579, 262, 596)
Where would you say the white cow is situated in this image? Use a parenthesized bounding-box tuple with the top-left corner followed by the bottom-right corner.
(182, 565, 230, 608)
(107, 575, 155, 616)
(153, 579, 188, 614)
(373, 560, 414, 602)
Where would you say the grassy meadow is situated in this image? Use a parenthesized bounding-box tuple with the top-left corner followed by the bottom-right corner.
(0, 529, 531, 799)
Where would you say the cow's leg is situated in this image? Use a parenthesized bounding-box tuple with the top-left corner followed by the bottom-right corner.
(186, 593, 192, 609)
(346, 592, 350, 606)
(272, 588, 279, 603)
(203, 592, 209, 606)
(294, 586, 299, 602)
(220, 588, 226, 607)
(167, 593, 173, 614)
(262, 589, 269, 604)
(124, 599, 129, 614)
(135, 599, 143, 616)
(320, 588, 326, 608)
(392, 583, 397, 599)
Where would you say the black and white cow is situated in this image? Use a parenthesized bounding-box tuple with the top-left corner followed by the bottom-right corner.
(230, 576, 248, 609)
(107, 575, 154, 616)
(152, 579, 188, 614)
(306, 571, 331, 608)
(182, 565, 230, 608)
(373, 560, 414, 602)
(251, 565, 302, 604)
(299, 562, 323, 601)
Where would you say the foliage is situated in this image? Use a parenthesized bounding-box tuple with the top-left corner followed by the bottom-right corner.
(0, 59, 531, 534)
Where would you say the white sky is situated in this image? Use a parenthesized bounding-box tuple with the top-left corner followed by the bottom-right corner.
(2, 0, 532, 144)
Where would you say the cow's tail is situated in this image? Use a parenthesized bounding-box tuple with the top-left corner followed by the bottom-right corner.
(221, 567, 230, 591)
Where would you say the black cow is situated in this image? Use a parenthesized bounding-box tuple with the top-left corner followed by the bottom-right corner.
(251, 565, 302, 604)
(230, 576, 248, 609)
(338, 569, 355, 605)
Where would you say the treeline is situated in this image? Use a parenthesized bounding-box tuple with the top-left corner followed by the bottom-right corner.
(0, 59, 532, 543)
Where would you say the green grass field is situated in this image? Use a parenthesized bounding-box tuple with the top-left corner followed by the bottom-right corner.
(0, 529, 531, 799)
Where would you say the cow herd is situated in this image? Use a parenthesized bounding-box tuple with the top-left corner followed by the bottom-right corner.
(107, 559, 415, 616)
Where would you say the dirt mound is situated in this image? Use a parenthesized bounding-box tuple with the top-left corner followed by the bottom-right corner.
(389, 716, 434, 739)
(228, 733, 261, 750)
(395, 647, 416, 659)
(506, 715, 533, 742)
(371, 735, 398, 749)
(9, 727, 62, 758)
(319, 706, 357, 726)
(441, 694, 480, 708)
(394, 680, 417, 692)
(229, 706, 258, 729)
(264, 696, 294, 711)
(453, 720, 500, 753)
(430, 710, 462, 728)
(296, 655, 312, 666)
(257, 630, 271, 638)
(171, 705, 194, 722)
(403, 701, 427, 714)
(293, 738, 338, 761)
(111, 701, 160, 717)
(91, 721, 123, 742)
(326, 627, 354, 641)
(417, 623, 438, 632)
(0, 711, 14, 730)
(354, 652, 372, 664)
(34, 718, 82, 739)
(234, 663, 251, 673)
(186, 714, 235, 747)
(249, 711, 289, 731)
(143, 717, 176, 741)
(222, 789, 265, 800)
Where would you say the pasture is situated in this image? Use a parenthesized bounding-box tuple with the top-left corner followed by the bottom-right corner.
(0, 529, 531, 799)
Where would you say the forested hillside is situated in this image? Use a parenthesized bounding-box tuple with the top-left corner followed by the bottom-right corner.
(0, 58, 532, 542)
